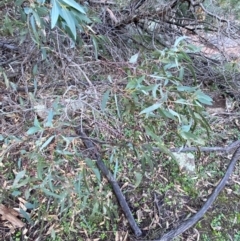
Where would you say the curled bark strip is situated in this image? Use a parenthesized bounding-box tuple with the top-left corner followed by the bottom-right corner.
(76, 128, 142, 237)
(0, 41, 18, 50)
(152, 146, 240, 241)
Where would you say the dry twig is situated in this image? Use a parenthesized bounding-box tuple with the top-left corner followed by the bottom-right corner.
(76, 128, 142, 237)
(151, 146, 240, 241)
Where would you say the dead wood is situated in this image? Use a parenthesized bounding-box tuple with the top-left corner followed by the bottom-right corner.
(76, 128, 142, 237)
(151, 146, 240, 241)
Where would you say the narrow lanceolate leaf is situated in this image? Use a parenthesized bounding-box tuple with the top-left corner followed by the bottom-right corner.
(113, 158, 119, 179)
(34, 115, 42, 128)
(2, 71, 9, 88)
(140, 103, 161, 115)
(157, 142, 176, 160)
(37, 160, 43, 180)
(101, 90, 110, 111)
(51, 0, 60, 29)
(13, 170, 26, 187)
(32, 10, 41, 27)
(114, 94, 121, 120)
(61, 9, 76, 39)
(45, 109, 54, 127)
(152, 84, 160, 99)
(30, 15, 39, 43)
(91, 35, 99, 59)
(42, 188, 61, 199)
(40, 135, 55, 151)
(134, 172, 142, 188)
(179, 66, 184, 80)
(27, 126, 41, 135)
(62, 0, 86, 14)
(174, 99, 190, 105)
(20, 208, 32, 224)
(197, 97, 213, 105)
(174, 36, 188, 47)
(168, 109, 181, 122)
(177, 86, 196, 92)
(195, 90, 212, 102)
(180, 131, 205, 145)
(145, 127, 162, 143)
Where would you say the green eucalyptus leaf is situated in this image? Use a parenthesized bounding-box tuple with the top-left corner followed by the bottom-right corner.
(137, 76, 145, 85)
(32, 64, 38, 76)
(180, 131, 205, 145)
(195, 90, 212, 105)
(56, 150, 73, 155)
(168, 109, 181, 122)
(37, 160, 43, 180)
(145, 127, 162, 143)
(164, 62, 177, 70)
(186, 64, 197, 83)
(177, 86, 197, 92)
(174, 36, 188, 47)
(12, 191, 21, 197)
(42, 188, 61, 199)
(34, 116, 42, 128)
(2, 71, 9, 88)
(35, 6, 48, 17)
(32, 10, 41, 27)
(157, 142, 176, 160)
(197, 97, 213, 105)
(134, 172, 142, 188)
(60, 9, 76, 39)
(45, 109, 54, 127)
(62, 0, 86, 14)
(140, 103, 161, 115)
(93, 168, 101, 182)
(24, 7, 32, 14)
(27, 126, 41, 135)
(152, 84, 160, 98)
(114, 94, 121, 120)
(161, 109, 177, 120)
(30, 15, 40, 43)
(126, 79, 137, 89)
(84, 158, 101, 181)
(40, 135, 55, 151)
(113, 158, 119, 179)
(178, 51, 191, 62)
(101, 90, 110, 111)
(180, 123, 191, 132)
(179, 67, 184, 80)
(74, 12, 91, 23)
(85, 158, 95, 168)
(20, 208, 33, 224)
(174, 99, 191, 105)
(13, 177, 30, 189)
(16, 0, 25, 6)
(139, 84, 155, 93)
(51, 0, 60, 28)
(13, 170, 26, 187)
(91, 35, 99, 60)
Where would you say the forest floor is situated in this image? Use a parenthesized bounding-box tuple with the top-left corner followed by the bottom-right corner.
(1, 32, 240, 241)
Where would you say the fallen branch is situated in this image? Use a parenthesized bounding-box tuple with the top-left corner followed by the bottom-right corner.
(151, 146, 240, 241)
(76, 128, 142, 237)
(150, 140, 240, 154)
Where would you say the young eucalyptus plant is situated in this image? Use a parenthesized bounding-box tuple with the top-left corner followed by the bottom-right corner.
(124, 37, 212, 153)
